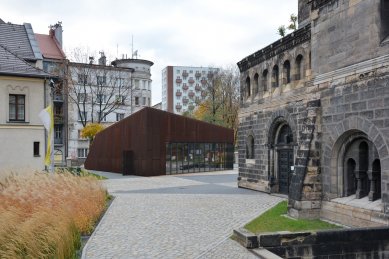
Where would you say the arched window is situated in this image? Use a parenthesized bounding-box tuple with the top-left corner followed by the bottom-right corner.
(277, 124, 293, 144)
(371, 159, 381, 200)
(382, 0, 389, 41)
(245, 77, 251, 98)
(246, 135, 254, 159)
(262, 69, 268, 91)
(272, 65, 279, 88)
(283, 60, 291, 84)
(296, 55, 303, 80)
(254, 73, 259, 96)
(344, 158, 356, 196)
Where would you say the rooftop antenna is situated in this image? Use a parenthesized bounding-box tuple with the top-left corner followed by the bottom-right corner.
(131, 35, 133, 58)
(131, 35, 138, 59)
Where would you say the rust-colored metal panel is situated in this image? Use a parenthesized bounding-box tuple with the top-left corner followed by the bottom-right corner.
(85, 107, 234, 176)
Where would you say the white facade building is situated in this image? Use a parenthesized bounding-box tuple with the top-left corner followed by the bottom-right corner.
(161, 66, 218, 114)
(67, 56, 153, 165)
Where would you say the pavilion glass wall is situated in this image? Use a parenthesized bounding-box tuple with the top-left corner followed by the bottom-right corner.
(165, 142, 234, 175)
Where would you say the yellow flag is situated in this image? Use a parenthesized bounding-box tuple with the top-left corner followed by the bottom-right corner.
(39, 105, 54, 171)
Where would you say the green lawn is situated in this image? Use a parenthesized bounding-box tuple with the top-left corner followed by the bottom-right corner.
(245, 201, 342, 234)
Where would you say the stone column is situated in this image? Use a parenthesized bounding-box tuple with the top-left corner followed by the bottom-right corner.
(368, 170, 380, 201)
(355, 170, 367, 199)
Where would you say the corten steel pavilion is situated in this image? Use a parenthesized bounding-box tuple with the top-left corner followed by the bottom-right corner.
(85, 107, 234, 176)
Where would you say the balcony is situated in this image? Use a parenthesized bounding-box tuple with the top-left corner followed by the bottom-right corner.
(176, 104, 182, 110)
(195, 72, 201, 78)
(182, 71, 188, 77)
(201, 91, 207, 97)
(201, 79, 207, 85)
(188, 91, 195, 98)
(188, 104, 195, 111)
(183, 98, 189, 104)
(182, 84, 189, 91)
(176, 78, 182, 84)
(207, 73, 214, 79)
(195, 85, 201, 91)
(54, 114, 64, 124)
(176, 91, 182, 97)
(188, 78, 195, 84)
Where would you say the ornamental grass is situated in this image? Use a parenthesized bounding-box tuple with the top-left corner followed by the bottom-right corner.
(0, 171, 107, 258)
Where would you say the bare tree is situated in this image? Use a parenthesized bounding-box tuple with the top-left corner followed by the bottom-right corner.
(194, 66, 240, 142)
(66, 49, 133, 127)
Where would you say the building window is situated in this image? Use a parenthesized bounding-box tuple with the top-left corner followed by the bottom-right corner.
(78, 130, 86, 139)
(116, 95, 125, 104)
(253, 73, 259, 96)
(135, 97, 139, 105)
(116, 77, 124, 87)
(78, 74, 88, 84)
(262, 70, 268, 92)
(77, 93, 87, 103)
(134, 79, 140, 89)
(272, 65, 279, 88)
(9, 94, 25, 121)
(33, 142, 40, 157)
(97, 94, 106, 104)
(78, 111, 87, 121)
(245, 77, 251, 98)
(283, 60, 291, 84)
(96, 75, 106, 85)
(54, 125, 62, 140)
(116, 113, 124, 121)
(143, 97, 146, 106)
(382, 0, 389, 41)
(98, 112, 107, 122)
(246, 135, 255, 159)
(148, 98, 151, 106)
(296, 55, 303, 80)
(77, 148, 88, 158)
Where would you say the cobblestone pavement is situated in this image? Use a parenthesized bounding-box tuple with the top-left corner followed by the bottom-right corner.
(83, 170, 283, 258)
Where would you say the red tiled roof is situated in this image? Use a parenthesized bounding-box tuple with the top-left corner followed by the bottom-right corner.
(35, 33, 65, 60)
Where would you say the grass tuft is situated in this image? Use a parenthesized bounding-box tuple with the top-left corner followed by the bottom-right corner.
(0, 171, 107, 258)
(245, 201, 342, 234)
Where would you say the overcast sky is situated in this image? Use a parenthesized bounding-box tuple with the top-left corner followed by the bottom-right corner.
(2, 0, 297, 105)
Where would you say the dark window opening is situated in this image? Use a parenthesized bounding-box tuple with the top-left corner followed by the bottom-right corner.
(382, 0, 389, 41)
(283, 60, 291, 84)
(296, 55, 303, 80)
(254, 73, 259, 96)
(33, 142, 40, 157)
(9, 94, 25, 121)
(245, 77, 251, 98)
(262, 70, 268, 91)
(277, 125, 293, 145)
(272, 65, 279, 88)
(246, 135, 255, 159)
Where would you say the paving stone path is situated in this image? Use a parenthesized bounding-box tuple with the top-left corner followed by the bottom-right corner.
(82, 170, 283, 258)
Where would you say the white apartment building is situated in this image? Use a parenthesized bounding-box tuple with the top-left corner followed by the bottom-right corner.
(68, 55, 153, 165)
(161, 66, 218, 114)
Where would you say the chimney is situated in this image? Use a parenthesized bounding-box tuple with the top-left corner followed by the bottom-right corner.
(89, 56, 94, 64)
(98, 51, 106, 66)
(50, 22, 63, 47)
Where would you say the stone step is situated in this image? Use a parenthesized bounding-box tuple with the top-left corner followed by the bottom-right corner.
(251, 248, 283, 259)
